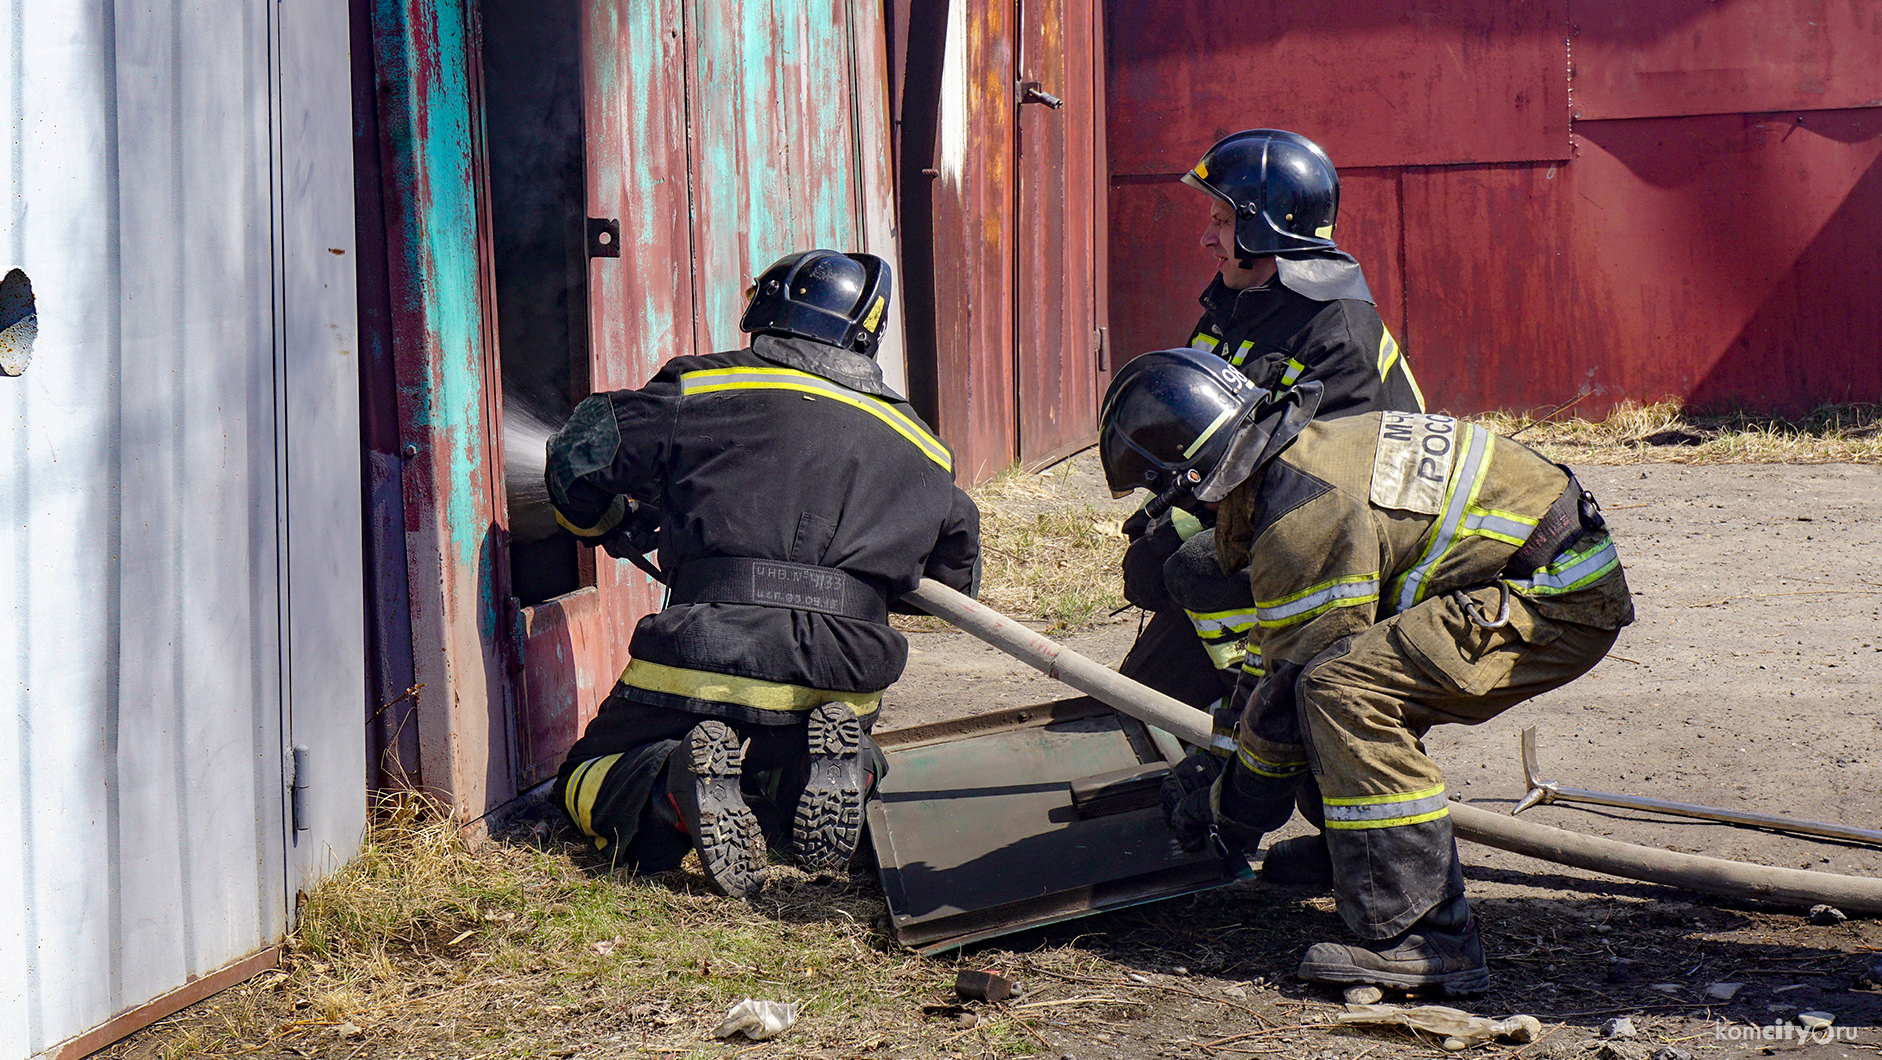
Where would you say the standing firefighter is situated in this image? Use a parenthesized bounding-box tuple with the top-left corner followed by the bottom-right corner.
(1101, 349, 1632, 993)
(1121, 129, 1428, 881)
(546, 250, 980, 899)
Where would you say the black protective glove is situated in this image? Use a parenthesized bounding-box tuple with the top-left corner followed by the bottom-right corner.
(1161, 750, 1225, 853)
(597, 500, 666, 581)
(1122, 516, 1184, 612)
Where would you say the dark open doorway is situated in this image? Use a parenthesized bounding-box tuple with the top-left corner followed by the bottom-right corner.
(480, 0, 592, 605)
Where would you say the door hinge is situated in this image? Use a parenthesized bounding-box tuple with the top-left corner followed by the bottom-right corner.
(1095, 325, 1108, 371)
(290, 746, 310, 833)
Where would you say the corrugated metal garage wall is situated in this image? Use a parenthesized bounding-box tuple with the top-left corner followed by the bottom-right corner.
(1105, 0, 1882, 416)
(0, 0, 364, 1054)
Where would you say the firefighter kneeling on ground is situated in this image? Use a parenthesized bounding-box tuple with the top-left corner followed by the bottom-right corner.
(546, 249, 980, 900)
(1098, 348, 1633, 993)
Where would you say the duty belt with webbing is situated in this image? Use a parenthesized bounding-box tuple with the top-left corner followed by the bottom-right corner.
(667, 557, 889, 624)
(1503, 469, 1606, 580)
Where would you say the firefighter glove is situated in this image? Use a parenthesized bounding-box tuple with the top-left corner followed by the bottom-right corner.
(1161, 750, 1224, 853)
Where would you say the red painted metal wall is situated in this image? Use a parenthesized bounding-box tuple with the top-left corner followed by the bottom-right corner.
(894, 0, 1111, 485)
(1106, 0, 1882, 416)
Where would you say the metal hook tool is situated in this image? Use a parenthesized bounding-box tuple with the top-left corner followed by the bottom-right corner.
(1512, 725, 1882, 849)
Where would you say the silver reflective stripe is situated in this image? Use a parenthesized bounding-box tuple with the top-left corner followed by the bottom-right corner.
(1323, 785, 1448, 827)
(1229, 340, 1255, 366)
(1462, 509, 1537, 543)
(1393, 424, 1493, 612)
(1257, 576, 1380, 628)
(1191, 333, 1221, 353)
(1509, 533, 1621, 595)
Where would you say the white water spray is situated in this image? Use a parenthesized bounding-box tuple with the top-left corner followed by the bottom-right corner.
(504, 401, 561, 543)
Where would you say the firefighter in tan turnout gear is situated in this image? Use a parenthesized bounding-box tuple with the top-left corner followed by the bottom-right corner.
(546, 250, 980, 900)
(1099, 348, 1632, 993)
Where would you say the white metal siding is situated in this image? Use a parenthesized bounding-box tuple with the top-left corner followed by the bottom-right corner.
(0, 0, 363, 1054)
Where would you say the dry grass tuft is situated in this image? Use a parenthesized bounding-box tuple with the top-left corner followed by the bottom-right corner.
(969, 461, 1133, 631)
(112, 792, 1054, 1059)
(1476, 400, 1882, 465)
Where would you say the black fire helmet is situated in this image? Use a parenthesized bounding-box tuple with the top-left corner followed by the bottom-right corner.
(739, 249, 893, 355)
(1183, 129, 1340, 262)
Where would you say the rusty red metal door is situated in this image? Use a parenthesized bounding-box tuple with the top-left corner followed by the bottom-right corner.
(506, 0, 697, 786)
(1015, 0, 1104, 468)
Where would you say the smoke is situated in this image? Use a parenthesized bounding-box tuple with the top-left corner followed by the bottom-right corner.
(505, 398, 562, 543)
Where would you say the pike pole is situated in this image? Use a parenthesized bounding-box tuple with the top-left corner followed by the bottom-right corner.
(907, 578, 1882, 915)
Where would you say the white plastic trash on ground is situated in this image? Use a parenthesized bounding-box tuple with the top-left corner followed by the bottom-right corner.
(714, 998, 800, 1041)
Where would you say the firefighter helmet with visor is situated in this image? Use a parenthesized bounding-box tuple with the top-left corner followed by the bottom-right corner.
(1183, 129, 1340, 260)
(740, 249, 894, 355)
(1099, 348, 1269, 501)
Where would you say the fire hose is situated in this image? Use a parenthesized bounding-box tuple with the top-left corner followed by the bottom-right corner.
(907, 578, 1882, 915)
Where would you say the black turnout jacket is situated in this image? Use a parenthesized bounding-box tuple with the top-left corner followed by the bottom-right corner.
(547, 334, 979, 700)
(1187, 251, 1424, 418)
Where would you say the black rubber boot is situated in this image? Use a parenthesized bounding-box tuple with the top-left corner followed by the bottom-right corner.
(792, 703, 868, 872)
(1296, 893, 1489, 995)
(666, 721, 767, 898)
(1260, 833, 1333, 888)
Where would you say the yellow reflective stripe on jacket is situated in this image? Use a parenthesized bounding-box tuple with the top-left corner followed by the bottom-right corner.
(1380, 328, 1428, 411)
(554, 494, 628, 539)
(1279, 357, 1306, 386)
(1188, 604, 1258, 672)
(564, 753, 624, 848)
(1189, 332, 1221, 354)
(1239, 744, 1309, 778)
(1229, 340, 1256, 367)
(1391, 424, 1495, 611)
(1507, 532, 1621, 596)
(619, 658, 883, 716)
(1186, 605, 1261, 636)
(1256, 572, 1381, 629)
(1322, 783, 1449, 830)
(678, 366, 951, 472)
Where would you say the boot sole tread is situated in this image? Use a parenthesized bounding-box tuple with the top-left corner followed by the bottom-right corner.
(794, 704, 866, 872)
(678, 722, 766, 898)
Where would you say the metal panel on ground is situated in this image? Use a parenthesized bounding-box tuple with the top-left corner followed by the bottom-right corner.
(1569, 0, 1882, 121)
(869, 699, 1242, 954)
(1, 0, 362, 1054)
(1105, 0, 1570, 174)
(1400, 110, 1882, 415)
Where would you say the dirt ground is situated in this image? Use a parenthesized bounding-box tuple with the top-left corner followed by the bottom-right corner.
(101, 452, 1882, 1060)
(881, 453, 1882, 1059)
